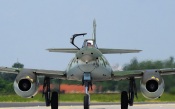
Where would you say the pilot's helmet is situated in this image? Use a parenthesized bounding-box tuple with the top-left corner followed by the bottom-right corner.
(87, 40, 93, 46)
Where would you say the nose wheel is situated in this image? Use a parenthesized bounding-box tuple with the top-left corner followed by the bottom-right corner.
(84, 94, 89, 109)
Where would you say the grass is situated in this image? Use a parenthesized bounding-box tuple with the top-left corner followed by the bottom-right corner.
(0, 93, 175, 102)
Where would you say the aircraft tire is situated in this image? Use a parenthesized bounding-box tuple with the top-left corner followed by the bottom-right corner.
(121, 91, 128, 109)
(84, 94, 89, 109)
(51, 91, 58, 109)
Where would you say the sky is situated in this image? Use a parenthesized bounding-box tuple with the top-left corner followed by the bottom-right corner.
(0, 1, 175, 70)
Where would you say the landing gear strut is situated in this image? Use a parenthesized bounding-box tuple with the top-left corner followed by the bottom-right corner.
(43, 77, 59, 109)
(128, 77, 137, 106)
(82, 72, 92, 109)
(121, 77, 137, 109)
(43, 77, 51, 106)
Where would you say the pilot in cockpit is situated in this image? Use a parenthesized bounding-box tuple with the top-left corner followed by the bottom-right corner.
(87, 40, 93, 46)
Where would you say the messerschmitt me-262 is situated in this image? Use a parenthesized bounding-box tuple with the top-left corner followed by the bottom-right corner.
(0, 20, 175, 109)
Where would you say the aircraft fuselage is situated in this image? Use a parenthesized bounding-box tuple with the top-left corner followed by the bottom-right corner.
(66, 47, 112, 81)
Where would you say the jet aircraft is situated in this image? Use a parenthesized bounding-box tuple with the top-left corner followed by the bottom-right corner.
(0, 20, 175, 109)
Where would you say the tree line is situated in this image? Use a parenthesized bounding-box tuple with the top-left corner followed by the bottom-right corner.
(0, 62, 23, 94)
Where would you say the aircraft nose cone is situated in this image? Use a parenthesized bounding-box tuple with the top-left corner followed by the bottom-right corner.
(80, 54, 94, 63)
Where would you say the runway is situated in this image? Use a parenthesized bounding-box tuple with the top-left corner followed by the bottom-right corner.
(0, 103, 175, 109)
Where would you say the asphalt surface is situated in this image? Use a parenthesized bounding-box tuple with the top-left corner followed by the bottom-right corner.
(0, 102, 116, 107)
(0, 103, 175, 109)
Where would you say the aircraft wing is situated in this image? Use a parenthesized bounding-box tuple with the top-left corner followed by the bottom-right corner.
(47, 48, 141, 54)
(112, 68, 175, 80)
(0, 67, 67, 79)
(0, 67, 19, 74)
(47, 48, 78, 53)
(98, 48, 142, 54)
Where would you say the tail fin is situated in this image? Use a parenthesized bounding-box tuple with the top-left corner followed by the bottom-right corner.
(93, 19, 96, 44)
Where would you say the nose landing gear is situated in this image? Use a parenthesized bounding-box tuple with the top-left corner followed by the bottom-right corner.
(82, 72, 92, 109)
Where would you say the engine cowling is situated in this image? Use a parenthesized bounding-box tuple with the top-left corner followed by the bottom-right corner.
(13, 70, 39, 98)
(140, 70, 164, 99)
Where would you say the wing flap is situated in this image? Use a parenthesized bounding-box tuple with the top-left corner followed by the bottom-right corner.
(98, 48, 142, 54)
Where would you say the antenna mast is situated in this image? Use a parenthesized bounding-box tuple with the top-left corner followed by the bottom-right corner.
(93, 19, 96, 44)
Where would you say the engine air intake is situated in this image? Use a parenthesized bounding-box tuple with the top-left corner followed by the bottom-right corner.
(18, 79, 31, 91)
(146, 80, 158, 92)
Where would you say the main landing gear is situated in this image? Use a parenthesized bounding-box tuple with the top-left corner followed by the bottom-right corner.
(121, 77, 137, 109)
(82, 72, 92, 109)
(43, 77, 59, 109)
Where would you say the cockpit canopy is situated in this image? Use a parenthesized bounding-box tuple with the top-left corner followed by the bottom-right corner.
(83, 39, 96, 48)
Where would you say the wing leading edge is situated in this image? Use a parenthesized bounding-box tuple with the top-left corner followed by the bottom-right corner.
(112, 68, 175, 80)
(0, 67, 67, 79)
(47, 48, 141, 54)
(47, 48, 78, 53)
(98, 48, 142, 54)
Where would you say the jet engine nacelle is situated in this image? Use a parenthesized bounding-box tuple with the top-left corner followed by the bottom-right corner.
(140, 70, 164, 99)
(14, 70, 39, 98)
